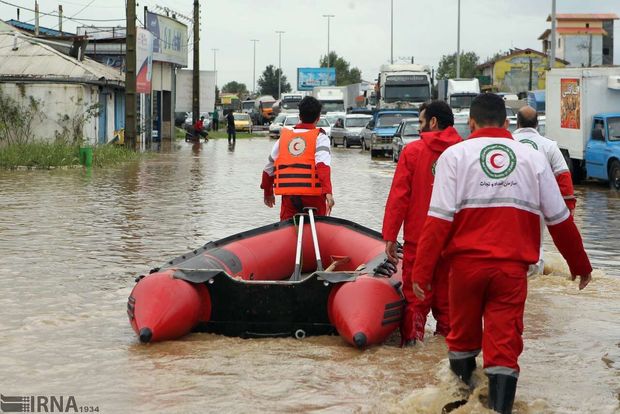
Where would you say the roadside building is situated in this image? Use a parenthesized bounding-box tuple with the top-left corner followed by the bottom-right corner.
(477, 48, 568, 94)
(0, 21, 124, 144)
(77, 10, 188, 143)
(538, 13, 618, 67)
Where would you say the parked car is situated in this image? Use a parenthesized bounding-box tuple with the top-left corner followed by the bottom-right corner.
(233, 112, 253, 132)
(392, 118, 420, 162)
(269, 114, 287, 139)
(331, 114, 372, 148)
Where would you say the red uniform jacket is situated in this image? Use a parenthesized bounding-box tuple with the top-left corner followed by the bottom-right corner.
(382, 126, 462, 246)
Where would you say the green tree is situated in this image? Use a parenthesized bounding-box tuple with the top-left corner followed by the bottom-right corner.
(319, 52, 362, 85)
(257, 65, 291, 98)
(436, 51, 480, 80)
(222, 81, 248, 96)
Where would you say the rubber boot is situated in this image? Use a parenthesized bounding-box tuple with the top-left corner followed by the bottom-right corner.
(487, 374, 517, 413)
(449, 356, 477, 386)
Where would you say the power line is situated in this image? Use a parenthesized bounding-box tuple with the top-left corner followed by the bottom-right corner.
(0, 0, 125, 22)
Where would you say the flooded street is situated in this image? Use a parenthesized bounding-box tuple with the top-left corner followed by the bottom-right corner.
(1, 137, 619, 413)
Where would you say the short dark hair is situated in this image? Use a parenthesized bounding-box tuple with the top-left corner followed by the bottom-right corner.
(517, 111, 538, 128)
(298, 96, 323, 123)
(470, 94, 507, 127)
(420, 100, 454, 129)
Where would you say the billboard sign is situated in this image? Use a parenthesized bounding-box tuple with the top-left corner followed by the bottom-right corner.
(136, 28, 154, 93)
(297, 67, 336, 91)
(560, 78, 580, 129)
(146, 11, 188, 66)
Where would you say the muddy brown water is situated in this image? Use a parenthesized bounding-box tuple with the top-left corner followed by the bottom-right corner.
(1, 138, 618, 413)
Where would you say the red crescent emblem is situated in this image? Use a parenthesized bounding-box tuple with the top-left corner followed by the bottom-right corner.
(490, 153, 504, 169)
(293, 142, 301, 151)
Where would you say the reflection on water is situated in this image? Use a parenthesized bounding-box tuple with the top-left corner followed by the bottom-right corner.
(0, 138, 618, 413)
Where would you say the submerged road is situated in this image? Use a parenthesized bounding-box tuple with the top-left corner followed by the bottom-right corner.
(0, 137, 618, 413)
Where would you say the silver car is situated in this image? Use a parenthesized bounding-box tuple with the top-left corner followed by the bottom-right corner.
(392, 119, 420, 162)
(331, 114, 372, 148)
(269, 114, 287, 139)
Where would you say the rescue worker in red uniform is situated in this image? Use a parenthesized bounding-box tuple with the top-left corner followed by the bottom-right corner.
(411, 94, 592, 413)
(261, 96, 335, 221)
(382, 101, 462, 346)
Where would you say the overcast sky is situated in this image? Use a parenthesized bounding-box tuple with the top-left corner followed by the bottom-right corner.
(1, 0, 619, 90)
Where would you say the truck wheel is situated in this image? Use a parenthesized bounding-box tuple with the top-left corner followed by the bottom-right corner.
(562, 150, 584, 184)
(370, 149, 378, 158)
(609, 160, 620, 190)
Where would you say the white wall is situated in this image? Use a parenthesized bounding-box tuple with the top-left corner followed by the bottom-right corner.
(0, 82, 117, 145)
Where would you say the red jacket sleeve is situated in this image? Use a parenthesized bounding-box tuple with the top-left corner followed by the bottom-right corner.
(260, 171, 274, 197)
(411, 216, 452, 288)
(547, 216, 592, 276)
(555, 171, 576, 212)
(382, 148, 415, 242)
(316, 163, 332, 195)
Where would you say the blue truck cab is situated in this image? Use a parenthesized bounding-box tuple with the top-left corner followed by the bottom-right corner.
(364, 109, 418, 157)
(584, 113, 620, 189)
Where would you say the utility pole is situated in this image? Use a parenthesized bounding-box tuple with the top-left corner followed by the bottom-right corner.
(549, 0, 556, 70)
(34, 1, 39, 36)
(390, 0, 394, 64)
(58, 5, 63, 33)
(322, 15, 334, 67)
(276, 31, 284, 99)
(456, 0, 461, 78)
(251, 39, 259, 95)
(588, 34, 593, 67)
(528, 57, 533, 90)
(125, 0, 137, 149)
(192, 0, 200, 126)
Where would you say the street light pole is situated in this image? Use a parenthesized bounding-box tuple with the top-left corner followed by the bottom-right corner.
(322, 15, 335, 67)
(456, 0, 461, 78)
(211, 48, 219, 87)
(549, 0, 557, 69)
(276, 30, 285, 99)
(251, 39, 259, 95)
(390, 0, 394, 64)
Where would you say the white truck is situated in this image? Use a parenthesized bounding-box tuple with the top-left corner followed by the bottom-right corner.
(377, 64, 432, 110)
(312, 86, 346, 114)
(546, 67, 620, 188)
(437, 78, 480, 112)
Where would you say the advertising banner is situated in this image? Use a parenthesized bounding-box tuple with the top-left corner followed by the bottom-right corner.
(297, 68, 336, 91)
(136, 28, 154, 94)
(560, 78, 580, 129)
(146, 11, 189, 66)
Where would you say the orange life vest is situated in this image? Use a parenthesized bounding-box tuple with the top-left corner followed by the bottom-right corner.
(274, 128, 322, 196)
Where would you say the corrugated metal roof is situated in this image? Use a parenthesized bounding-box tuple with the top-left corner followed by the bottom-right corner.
(6, 19, 75, 37)
(0, 30, 124, 87)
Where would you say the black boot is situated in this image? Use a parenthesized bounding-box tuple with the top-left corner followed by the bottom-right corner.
(487, 374, 517, 413)
(449, 356, 477, 386)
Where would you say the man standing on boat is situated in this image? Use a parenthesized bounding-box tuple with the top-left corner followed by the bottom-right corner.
(382, 100, 462, 346)
(411, 94, 591, 413)
(261, 96, 335, 221)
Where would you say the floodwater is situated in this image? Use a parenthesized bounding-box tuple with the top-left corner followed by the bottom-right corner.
(1, 137, 618, 414)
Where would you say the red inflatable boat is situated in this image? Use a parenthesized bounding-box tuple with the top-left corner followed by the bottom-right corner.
(127, 212, 404, 348)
